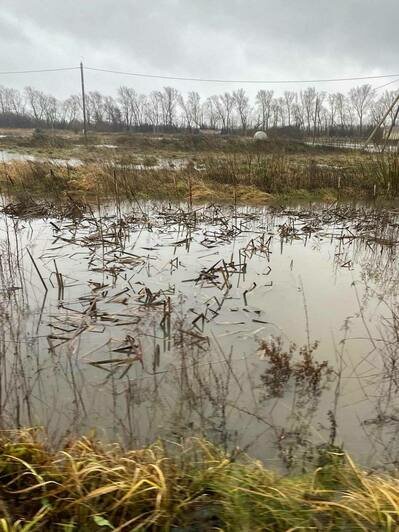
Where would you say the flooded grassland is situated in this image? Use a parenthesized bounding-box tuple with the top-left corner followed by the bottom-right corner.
(0, 197, 398, 471)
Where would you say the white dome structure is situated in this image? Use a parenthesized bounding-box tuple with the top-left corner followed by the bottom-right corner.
(253, 130, 268, 140)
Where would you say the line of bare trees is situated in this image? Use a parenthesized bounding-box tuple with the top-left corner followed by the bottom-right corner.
(0, 83, 397, 136)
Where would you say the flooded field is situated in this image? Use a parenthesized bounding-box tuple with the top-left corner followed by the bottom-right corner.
(0, 148, 82, 167)
(0, 148, 189, 171)
(0, 198, 398, 470)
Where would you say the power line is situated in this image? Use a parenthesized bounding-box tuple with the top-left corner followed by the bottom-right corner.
(0, 67, 80, 75)
(85, 66, 399, 84)
(374, 78, 399, 91)
(1, 64, 399, 86)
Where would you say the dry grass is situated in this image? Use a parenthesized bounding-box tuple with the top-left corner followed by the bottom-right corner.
(0, 430, 397, 530)
(0, 151, 398, 203)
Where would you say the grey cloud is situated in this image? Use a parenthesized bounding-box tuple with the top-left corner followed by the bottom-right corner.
(0, 0, 398, 97)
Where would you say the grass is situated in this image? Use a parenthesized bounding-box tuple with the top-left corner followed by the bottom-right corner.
(0, 430, 397, 530)
(0, 129, 336, 165)
(1, 129, 398, 202)
(1, 151, 398, 205)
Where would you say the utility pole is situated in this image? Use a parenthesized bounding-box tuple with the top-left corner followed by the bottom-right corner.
(382, 103, 399, 153)
(80, 61, 87, 142)
(363, 92, 399, 151)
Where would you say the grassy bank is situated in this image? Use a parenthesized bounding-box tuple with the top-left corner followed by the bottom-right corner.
(0, 151, 398, 205)
(0, 431, 397, 530)
(0, 129, 344, 158)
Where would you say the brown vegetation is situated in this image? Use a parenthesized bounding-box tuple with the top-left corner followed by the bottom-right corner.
(0, 430, 398, 531)
(0, 150, 398, 203)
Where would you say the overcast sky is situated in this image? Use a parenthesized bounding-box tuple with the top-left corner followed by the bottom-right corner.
(0, 0, 398, 99)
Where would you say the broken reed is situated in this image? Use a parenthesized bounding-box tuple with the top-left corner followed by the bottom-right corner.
(0, 430, 398, 531)
(0, 152, 398, 201)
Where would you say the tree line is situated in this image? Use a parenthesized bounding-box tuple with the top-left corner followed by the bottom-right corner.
(0, 83, 397, 136)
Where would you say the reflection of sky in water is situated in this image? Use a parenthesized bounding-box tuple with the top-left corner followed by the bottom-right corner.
(0, 148, 81, 166)
(0, 200, 398, 470)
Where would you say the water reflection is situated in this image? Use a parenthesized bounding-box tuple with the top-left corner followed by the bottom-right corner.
(0, 199, 398, 470)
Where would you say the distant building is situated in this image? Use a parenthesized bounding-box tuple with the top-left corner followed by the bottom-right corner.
(253, 130, 268, 140)
(383, 125, 399, 141)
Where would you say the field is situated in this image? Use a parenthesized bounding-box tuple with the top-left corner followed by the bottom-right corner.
(1, 128, 398, 203)
(0, 129, 398, 529)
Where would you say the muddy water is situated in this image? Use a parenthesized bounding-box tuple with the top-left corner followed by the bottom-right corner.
(0, 149, 81, 166)
(0, 200, 398, 470)
(0, 148, 189, 171)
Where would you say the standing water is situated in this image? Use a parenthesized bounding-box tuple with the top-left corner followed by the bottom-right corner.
(0, 198, 398, 470)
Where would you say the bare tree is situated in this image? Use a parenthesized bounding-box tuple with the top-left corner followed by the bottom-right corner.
(327, 93, 339, 130)
(159, 87, 179, 128)
(118, 86, 136, 129)
(0, 81, 393, 136)
(43, 95, 58, 126)
(378, 90, 398, 123)
(292, 101, 305, 129)
(0, 87, 8, 114)
(179, 91, 202, 129)
(255, 90, 273, 130)
(233, 89, 250, 132)
(271, 98, 281, 127)
(210, 95, 226, 130)
(62, 95, 81, 126)
(349, 84, 375, 133)
(204, 97, 218, 129)
(9, 88, 25, 116)
(145, 91, 162, 131)
(335, 93, 347, 128)
(118, 87, 147, 129)
(313, 91, 326, 135)
(0, 87, 24, 115)
(86, 91, 105, 126)
(104, 96, 121, 126)
(300, 87, 317, 133)
(219, 92, 235, 132)
(283, 91, 296, 127)
(24, 87, 46, 121)
(277, 97, 285, 126)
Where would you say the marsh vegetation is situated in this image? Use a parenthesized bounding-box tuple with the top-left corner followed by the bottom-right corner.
(0, 129, 398, 529)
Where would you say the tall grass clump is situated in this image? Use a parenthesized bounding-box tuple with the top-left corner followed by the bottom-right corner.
(0, 161, 187, 200)
(0, 430, 398, 530)
(1, 151, 399, 202)
(202, 154, 340, 194)
(362, 154, 399, 195)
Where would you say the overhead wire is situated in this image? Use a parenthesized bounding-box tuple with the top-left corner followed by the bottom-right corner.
(373, 77, 399, 91)
(84, 66, 399, 84)
(0, 67, 80, 75)
(1, 65, 399, 89)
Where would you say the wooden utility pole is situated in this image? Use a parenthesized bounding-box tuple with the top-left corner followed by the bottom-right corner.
(80, 61, 87, 142)
(363, 92, 399, 151)
(382, 103, 399, 152)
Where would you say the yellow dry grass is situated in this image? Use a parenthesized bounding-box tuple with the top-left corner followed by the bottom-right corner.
(0, 430, 397, 530)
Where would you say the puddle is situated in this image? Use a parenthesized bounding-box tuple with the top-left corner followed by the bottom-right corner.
(0, 199, 398, 469)
(0, 149, 193, 171)
(0, 149, 82, 166)
(130, 157, 193, 170)
(94, 144, 118, 149)
(306, 141, 398, 153)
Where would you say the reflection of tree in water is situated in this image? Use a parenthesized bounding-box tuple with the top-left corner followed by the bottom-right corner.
(360, 298, 399, 466)
(1, 201, 399, 472)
